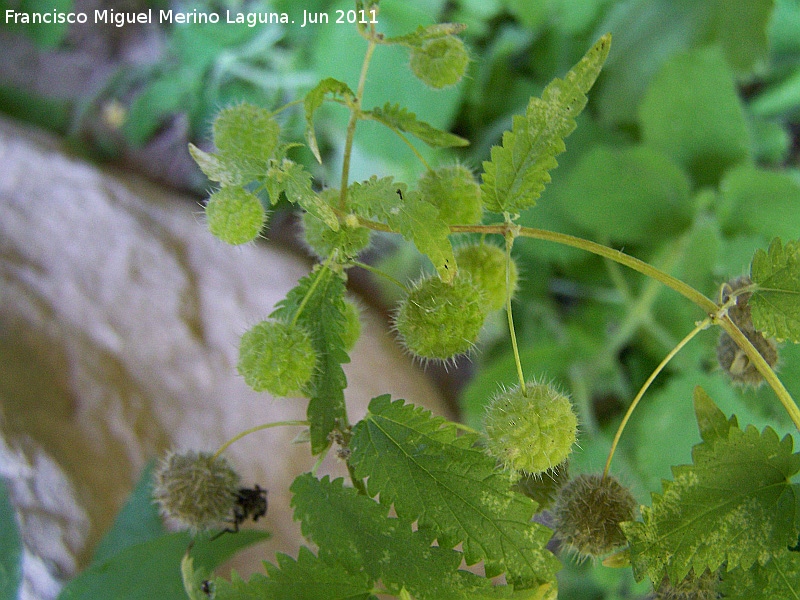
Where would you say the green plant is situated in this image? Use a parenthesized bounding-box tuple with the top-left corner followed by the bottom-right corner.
(166, 3, 800, 597)
(41, 2, 800, 598)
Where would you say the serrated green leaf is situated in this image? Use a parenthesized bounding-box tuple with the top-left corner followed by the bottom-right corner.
(350, 395, 560, 587)
(266, 159, 338, 230)
(750, 238, 800, 343)
(90, 461, 164, 565)
(290, 474, 508, 600)
(623, 415, 800, 584)
(304, 78, 356, 163)
(692, 386, 735, 444)
(270, 268, 349, 454)
(366, 103, 469, 148)
(348, 176, 455, 281)
(721, 548, 800, 600)
(0, 478, 22, 600)
(213, 547, 374, 600)
(58, 531, 267, 600)
(480, 34, 610, 214)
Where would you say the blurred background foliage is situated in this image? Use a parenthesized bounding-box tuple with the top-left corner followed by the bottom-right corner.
(2, 0, 800, 597)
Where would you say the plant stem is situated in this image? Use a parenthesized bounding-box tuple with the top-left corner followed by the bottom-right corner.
(504, 228, 527, 393)
(602, 317, 711, 479)
(716, 315, 800, 431)
(339, 37, 377, 210)
(213, 420, 310, 461)
(352, 260, 408, 292)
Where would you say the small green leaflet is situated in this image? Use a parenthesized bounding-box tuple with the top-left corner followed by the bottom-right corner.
(721, 548, 800, 600)
(304, 78, 356, 163)
(181, 554, 212, 600)
(266, 159, 339, 230)
(188, 144, 243, 187)
(290, 474, 511, 599)
(366, 103, 469, 148)
(349, 395, 560, 588)
(270, 267, 349, 454)
(622, 387, 800, 585)
(750, 238, 800, 343)
(480, 34, 611, 214)
(347, 176, 456, 281)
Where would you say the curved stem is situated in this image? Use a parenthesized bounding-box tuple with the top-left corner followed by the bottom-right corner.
(339, 37, 377, 210)
(504, 229, 526, 393)
(352, 260, 408, 292)
(716, 315, 800, 431)
(213, 420, 310, 461)
(449, 224, 719, 315)
(602, 317, 711, 479)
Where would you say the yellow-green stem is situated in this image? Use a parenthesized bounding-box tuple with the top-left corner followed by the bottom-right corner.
(213, 420, 310, 461)
(716, 315, 800, 431)
(602, 317, 711, 479)
(352, 260, 408, 292)
(339, 37, 377, 210)
(504, 229, 526, 394)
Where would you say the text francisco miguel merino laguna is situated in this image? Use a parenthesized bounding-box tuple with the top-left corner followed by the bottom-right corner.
(3, 8, 347, 28)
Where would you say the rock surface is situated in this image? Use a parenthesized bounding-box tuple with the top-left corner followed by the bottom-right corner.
(0, 116, 451, 599)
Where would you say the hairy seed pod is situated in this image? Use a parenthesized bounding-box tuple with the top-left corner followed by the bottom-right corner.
(205, 186, 266, 245)
(716, 276, 778, 386)
(237, 320, 317, 396)
(483, 381, 578, 476)
(552, 473, 637, 559)
(455, 243, 518, 312)
(393, 273, 487, 360)
(152, 450, 240, 533)
(409, 35, 470, 89)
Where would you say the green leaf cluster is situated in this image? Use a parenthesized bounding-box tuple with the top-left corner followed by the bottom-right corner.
(623, 388, 800, 593)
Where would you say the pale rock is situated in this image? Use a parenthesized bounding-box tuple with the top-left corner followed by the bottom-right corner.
(0, 116, 451, 598)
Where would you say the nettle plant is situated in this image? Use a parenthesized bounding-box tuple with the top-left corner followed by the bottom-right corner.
(156, 6, 800, 600)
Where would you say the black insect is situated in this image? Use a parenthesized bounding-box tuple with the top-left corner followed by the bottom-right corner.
(200, 579, 214, 597)
(210, 484, 268, 541)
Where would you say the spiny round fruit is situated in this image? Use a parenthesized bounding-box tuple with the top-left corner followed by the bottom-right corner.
(205, 186, 266, 245)
(152, 450, 240, 533)
(212, 103, 279, 177)
(552, 473, 637, 559)
(302, 205, 370, 260)
(483, 381, 578, 476)
(655, 569, 720, 600)
(237, 320, 317, 396)
(417, 165, 482, 226)
(393, 273, 487, 360)
(455, 243, 518, 312)
(409, 35, 469, 89)
(716, 276, 778, 386)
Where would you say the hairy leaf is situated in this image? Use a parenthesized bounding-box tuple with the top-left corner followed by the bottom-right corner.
(348, 176, 456, 281)
(623, 390, 800, 584)
(721, 548, 800, 600)
(266, 159, 338, 230)
(750, 238, 800, 343)
(189, 144, 242, 187)
(290, 474, 509, 599)
(384, 23, 468, 47)
(350, 395, 560, 587)
(366, 103, 469, 148)
(213, 547, 374, 600)
(270, 268, 349, 454)
(304, 78, 355, 163)
(480, 34, 610, 214)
